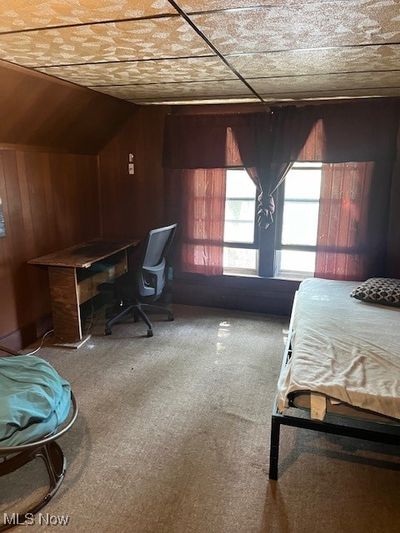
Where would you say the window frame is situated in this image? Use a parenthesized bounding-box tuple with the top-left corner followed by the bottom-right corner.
(218, 163, 325, 279)
(222, 168, 260, 276)
(274, 162, 323, 277)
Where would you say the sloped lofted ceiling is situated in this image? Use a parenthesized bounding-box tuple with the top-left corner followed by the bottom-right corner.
(0, 0, 399, 105)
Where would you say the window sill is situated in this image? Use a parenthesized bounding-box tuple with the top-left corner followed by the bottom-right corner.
(275, 271, 314, 282)
(176, 271, 302, 288)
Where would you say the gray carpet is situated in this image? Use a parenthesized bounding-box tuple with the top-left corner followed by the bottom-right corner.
(1, 305, 399, 533)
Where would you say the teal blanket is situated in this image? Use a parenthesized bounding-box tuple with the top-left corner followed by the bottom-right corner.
(0, 355, 71, 447)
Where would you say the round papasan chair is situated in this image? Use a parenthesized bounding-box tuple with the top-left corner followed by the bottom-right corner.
(0, 345, 77, 531)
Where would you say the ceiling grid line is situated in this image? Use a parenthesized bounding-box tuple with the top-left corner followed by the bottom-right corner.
(166, 0, 266, 104)
(0, 1, 399, 104)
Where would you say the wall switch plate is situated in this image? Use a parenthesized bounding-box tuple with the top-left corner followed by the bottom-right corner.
(128, 163, 135, 175)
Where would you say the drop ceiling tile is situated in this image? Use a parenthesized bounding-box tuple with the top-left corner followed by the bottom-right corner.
(191, 1, 400, 54)
(37, 56, 233, 86)
(0, 17, 212, 67)
(0, 1, 175, 33)
(261, 87, 400, 101)
(229, 45, 400, 78)
(251, 71, 400, 95)
(91, 79, 253, 100)
(180, 0, 322, 11)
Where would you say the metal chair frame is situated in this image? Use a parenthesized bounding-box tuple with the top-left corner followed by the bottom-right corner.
(0, 346, 78, 531)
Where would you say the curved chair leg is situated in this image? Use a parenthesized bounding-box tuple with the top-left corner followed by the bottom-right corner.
(141, 304, 174, 321)
(0, 442, 66, 532)
(105, 304, 134, 336)
(136, 307, 153, 337)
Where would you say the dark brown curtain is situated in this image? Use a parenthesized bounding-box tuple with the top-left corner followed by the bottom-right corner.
(166, 168, 226, 275)
(230, 106, 317, 228)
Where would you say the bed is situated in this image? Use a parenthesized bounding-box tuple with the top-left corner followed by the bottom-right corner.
(269, 278, 400, 480)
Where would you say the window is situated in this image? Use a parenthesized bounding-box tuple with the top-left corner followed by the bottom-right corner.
(222, 164, 324, 278)
(223, 169, 258, 275)
(275, 162, 322, 277)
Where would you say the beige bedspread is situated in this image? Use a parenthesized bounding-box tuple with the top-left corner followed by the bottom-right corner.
(277, 278, 400, 421)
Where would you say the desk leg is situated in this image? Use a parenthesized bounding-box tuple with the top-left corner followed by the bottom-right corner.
(48, 267, 82, 344)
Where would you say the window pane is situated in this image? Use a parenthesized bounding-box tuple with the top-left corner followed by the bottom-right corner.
(281, 202, 319, 246)
(279, 250, 316, 274)
(224, 168, 256, 244)
(226, 169, 256, 198)
(225, 199, 255, 222)
(224, 221, 254, 243)
(284, 168, 322, 200)
(223, 247, 257, 273)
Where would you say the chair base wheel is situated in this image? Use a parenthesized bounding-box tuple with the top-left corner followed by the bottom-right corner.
(146, 329, 153, 338)
(167, 316, 174, 322)
(105, 327, 112, 336)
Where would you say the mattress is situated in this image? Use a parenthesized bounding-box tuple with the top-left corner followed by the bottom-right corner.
(277, 278, 400, 422)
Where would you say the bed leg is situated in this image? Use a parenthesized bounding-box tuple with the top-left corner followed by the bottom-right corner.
(269, 416, 281, 480)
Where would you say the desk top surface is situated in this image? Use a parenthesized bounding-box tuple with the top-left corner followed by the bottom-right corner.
(28, 239, 139, 268)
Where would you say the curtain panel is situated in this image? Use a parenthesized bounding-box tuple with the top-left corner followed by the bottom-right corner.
(230, 106, 317, 228)
(165, 168, 226, 275)
(163, 100, 400, 279)
(310, 101, 400, 280)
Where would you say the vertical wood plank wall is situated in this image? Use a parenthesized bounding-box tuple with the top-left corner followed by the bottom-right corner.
(0, 149, 99, 347)
(0, 60, 136, 349)
(98, 106, 169, 240)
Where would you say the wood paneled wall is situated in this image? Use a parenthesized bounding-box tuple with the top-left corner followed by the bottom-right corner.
(0, 60, 137, 349)
(0, 148, 99, 347)
(98, 106, 169, 240)
(387, 124, 400, 277)
(0, 60, 135, 153)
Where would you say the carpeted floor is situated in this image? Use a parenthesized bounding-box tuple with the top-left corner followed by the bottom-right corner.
(1, 305, 400, 533)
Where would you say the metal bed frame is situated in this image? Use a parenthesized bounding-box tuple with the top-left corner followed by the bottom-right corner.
(269, 293, 400, 480)
(0, 345, 78, 530)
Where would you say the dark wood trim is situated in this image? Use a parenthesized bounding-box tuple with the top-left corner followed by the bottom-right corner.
(0, 314, 52, 352)
(0, 143, 78, 154)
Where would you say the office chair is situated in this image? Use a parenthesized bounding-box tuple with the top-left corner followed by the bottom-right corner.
(100, 224, 177, 338)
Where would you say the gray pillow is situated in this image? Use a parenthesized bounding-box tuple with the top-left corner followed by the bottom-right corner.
(351, 278, 400, 307)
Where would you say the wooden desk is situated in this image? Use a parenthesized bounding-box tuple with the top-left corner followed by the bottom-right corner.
(29, 239, 139, 347)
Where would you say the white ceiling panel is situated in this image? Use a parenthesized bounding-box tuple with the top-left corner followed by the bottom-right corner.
(191, 1, 400, 54)
(38, 56, 233, 86)
(0, 1, 175, 32)
(0, 0, 399, 104)
(0, 17, 212, 67)
(229, 45, 400, 78)
(92, 79, 253, 101)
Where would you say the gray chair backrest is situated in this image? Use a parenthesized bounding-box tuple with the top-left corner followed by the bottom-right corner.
(139, 224, 177, 299)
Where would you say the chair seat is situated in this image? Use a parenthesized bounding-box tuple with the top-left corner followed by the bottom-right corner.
(0, 355, 71, 448)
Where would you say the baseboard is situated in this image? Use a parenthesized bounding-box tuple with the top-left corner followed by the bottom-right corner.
(0, 314, 53, 351)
